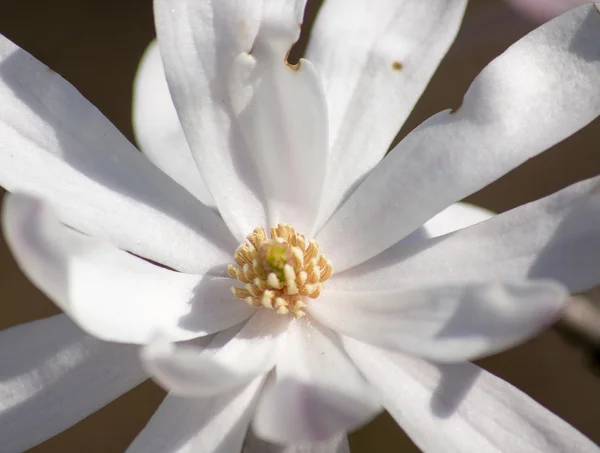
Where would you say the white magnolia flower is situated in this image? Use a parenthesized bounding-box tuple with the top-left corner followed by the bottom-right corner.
(1, 1, 600, 452)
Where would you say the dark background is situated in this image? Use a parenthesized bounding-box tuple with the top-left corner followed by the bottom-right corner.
(1, 1, 599, 452)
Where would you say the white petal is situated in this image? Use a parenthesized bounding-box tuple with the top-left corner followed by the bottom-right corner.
(153, 0, 311, 240)
(0, 315, 147, 453)
(332, 175, 600, 294)
(310, 280, 567, 362)
(2, 193, 254, 344)
(230, 54, 328, 234)
(399, 202, 494, 249)
(133, 40, 215, 208)
(253, 318, 380, 443)
(307, 0, 468, 229)
(317, 4, 600, 271)
(143, 311, 287, 397)
(126, 379, 264, 453)
(243, 430, 350, 453)
(0, 33, 233, 273)
(421, 202, 494, 237)
(344, 339, 600, 453)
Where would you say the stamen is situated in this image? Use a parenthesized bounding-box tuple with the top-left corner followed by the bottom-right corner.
(252, 259, 265, 278)
(229, 224, 333, 318)
(297, 271, 307, 286)
(247, 227, 267, 250)
(232, 287, 252, 299)
(274, 297, 287, 308)
(267, 273, 283, 289)
(292, 247, 304, 269)
(284, 264, 299, 295)
(304, 240, 319, 263)
(246, 296, 261, 308)
(261, 290, 275, 309)
(254, 277, 268, 291)
(227, 264, 238, 279)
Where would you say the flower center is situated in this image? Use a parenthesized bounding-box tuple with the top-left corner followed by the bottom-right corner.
(228, 224, 333, 318)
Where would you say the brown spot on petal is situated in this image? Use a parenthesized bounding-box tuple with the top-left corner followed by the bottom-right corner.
(286, 61, 301, 71)
(392, 61, 403, 71)
(450, 98, 463, 114)
(285, 48, 301, 71)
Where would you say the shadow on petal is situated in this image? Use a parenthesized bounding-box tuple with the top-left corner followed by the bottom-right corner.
(528, 181, 600, 293)
(568, 8, 600, 63)
(429, 363, 481, 418)
(176, 270, 256, 337)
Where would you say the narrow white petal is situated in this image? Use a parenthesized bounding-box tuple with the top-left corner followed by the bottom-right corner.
(243, 430, 350, 453)
(307, 0, 468, 229)
(133, 40, 215, 208)
(126, 379, 263, 453)
(143, 311, 286, 397)
(345, 339, 600, 453)
(0, 34, 232, 273)
(153, 0, 313, 240)
(332, 175, 600, 294)
(253, 318, 381, 444)
(230, 54, 328, 234)
(318, 4, 600, 271)
(0, 315, 147, 453)
(421, 202, 494, 237)
(398, 202, 494, 249)
(310, 280, 567, 362)
(3, 193, 254, 344)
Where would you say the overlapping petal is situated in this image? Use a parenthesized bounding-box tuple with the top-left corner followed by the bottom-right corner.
(2, 193, 254, 344)
(331, 175, 600, 293)
(419, 202, 493, 238)
(133, 40, 215, 208)
(307, 0, 468, 228)
(0, 33, 233, 273)
(142, 311, 287, 397)
(253, 318, 380, 444)
(154, 0, 328, 239)
(126, 379, 263, 453)
(0, 315, 147, 453)
(318, 4, 600, 271)
(153, 0, 265, 240)
(399, 202, 494, 249)
(310, 280, 567, 362)
(344, 339, 600, 453)
(230, 54, 328, 234)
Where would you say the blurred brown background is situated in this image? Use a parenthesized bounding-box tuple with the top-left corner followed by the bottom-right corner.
(1, 0, 599, 452)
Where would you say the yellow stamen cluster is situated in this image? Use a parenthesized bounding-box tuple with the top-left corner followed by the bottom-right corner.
(228, 224, 333, 318)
